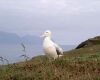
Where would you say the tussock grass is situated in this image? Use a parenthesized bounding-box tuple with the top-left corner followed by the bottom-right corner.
(0, 45, 100, 80)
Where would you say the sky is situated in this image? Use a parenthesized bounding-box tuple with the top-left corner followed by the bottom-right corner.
(0, 0, 100, 45)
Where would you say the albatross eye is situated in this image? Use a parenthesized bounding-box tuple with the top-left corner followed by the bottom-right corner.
(46, 32, 48, 33)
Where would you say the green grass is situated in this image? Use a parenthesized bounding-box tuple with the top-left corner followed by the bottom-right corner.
(0, 45, 100, 80)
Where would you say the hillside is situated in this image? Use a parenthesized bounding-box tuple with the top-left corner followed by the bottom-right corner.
(0, 44, 100, 80)
(76, 36, 100, 49)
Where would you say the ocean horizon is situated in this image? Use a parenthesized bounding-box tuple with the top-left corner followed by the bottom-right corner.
(0, 44, 76, 64)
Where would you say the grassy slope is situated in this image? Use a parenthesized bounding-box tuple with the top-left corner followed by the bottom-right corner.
(0, 45, 100, 80)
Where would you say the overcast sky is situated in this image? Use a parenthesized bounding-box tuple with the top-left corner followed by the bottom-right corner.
(0, 0, 100, 45)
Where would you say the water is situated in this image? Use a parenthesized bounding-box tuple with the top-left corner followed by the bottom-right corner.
(0, 44, 76, 64)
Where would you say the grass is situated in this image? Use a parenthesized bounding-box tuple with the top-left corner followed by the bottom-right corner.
(0, 45, 100, 80)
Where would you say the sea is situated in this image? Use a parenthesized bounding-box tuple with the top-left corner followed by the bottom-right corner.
(0, 44, 76, 64)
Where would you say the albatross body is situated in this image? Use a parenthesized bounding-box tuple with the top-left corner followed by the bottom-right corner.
(41, 30, 63, 60)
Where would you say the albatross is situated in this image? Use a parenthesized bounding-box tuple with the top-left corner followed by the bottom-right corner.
(41, 30, 63, 60)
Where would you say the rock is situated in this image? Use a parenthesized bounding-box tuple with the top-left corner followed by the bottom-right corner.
(76, 36, 100, 49)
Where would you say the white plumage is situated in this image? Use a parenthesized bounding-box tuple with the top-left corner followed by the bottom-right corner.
(41, 30, 63, 60)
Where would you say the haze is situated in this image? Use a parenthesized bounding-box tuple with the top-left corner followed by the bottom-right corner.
(0, 0, 100, 45)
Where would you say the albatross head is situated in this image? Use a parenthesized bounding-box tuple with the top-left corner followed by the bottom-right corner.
(41, 30, 52, 38)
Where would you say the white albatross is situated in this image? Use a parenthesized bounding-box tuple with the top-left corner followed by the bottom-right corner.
(41, 30, 63, 60)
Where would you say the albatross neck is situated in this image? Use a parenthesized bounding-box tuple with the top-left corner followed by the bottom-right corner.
(44, 36, 52, 41)
(43, 36, 53, 45)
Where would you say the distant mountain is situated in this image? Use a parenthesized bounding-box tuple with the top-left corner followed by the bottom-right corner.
(21, 35, 42, 45)
(0, 31, 42, 45)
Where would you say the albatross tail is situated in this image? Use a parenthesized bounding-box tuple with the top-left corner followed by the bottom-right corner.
(58, 54, 63, 58)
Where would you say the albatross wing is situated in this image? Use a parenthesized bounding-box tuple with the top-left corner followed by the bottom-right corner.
(54, 43, 63, 55)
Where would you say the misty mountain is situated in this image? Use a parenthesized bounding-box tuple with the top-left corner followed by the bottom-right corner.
(0, 31, 42, 45)
(21, 35, 42, 45)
